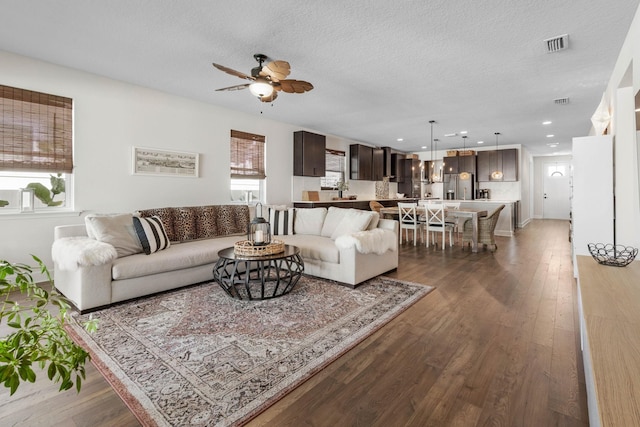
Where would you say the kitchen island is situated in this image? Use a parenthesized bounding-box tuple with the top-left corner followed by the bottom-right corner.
(294, 198, 517, 237)
(293, 198, 419, 210)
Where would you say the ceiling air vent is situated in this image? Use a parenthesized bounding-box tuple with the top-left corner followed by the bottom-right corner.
(554, 97, 570, 105)
(545, 34, 569, 53)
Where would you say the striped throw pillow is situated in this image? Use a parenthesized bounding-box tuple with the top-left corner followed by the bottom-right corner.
(269, 208, 294, 236)
(133, 216, 171, 254)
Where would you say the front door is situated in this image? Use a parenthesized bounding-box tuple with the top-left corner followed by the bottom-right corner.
(543, 162, 571, 220)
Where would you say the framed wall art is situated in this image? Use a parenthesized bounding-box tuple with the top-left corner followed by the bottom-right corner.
(132, 147, 199, 178)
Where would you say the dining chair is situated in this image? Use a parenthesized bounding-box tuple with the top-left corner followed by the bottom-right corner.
(462, 204, 505, 251)
(398, 202, 422, 246)
(369, 200, 384, 213)
(420, 200, 454, 249)
(443, 201, 461, 242)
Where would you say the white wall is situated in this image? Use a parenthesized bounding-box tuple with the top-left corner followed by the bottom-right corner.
(601, 4, 640, 250)
(0, 50, 358, 272)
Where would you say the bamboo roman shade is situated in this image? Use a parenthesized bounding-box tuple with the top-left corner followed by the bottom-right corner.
(0, 84, 73, 173)
(230, 130, 266, 179)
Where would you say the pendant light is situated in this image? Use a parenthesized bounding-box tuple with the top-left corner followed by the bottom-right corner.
(429, 120, 441, 182)
(491, 132, 504, 180)
(433, 139, 442, 182)
(459, 135, 471, 180)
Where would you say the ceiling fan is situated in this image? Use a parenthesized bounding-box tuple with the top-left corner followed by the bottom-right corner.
(213, 54, 313, 103)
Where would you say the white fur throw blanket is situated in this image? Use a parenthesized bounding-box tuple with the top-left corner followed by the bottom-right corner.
(52, 237, 118, 271)
(335, 228, 397, 254)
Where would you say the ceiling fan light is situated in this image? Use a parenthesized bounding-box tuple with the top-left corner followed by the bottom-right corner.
(249, 79, 273, 97)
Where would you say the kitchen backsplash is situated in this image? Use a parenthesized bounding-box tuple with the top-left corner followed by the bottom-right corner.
(292, 176, 398, 201)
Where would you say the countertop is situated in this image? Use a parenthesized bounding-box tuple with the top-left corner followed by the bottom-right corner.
(293, 198, 417, 203)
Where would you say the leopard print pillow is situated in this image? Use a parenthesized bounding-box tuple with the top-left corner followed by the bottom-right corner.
(217, 205, 250, 236)
(173, 207, 198, 241)
(195, 206, 219, 239)
(137, 208, 176, 242)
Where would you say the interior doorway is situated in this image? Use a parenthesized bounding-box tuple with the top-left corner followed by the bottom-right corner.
(543, 161, 571, 220)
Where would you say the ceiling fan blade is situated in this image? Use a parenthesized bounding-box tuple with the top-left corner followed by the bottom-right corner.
(260, 60, 291, 81)
(260, 91, 278, 103)
(277, 79, 314, 94)
(215, 83, 250, 92)
(212, 63, 254, 81)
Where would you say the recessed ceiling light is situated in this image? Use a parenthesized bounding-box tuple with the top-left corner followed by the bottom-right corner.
(460, 131, 468, 134)
(444, 133, 457, 137)
(397, 138, 403, 142)
(421, 146, 427, 149)
(546, 134, 555, 138)
(477, 140, 484, 144)
(542, 121, 552, 125)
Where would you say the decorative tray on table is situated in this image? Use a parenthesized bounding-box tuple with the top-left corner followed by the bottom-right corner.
(234, 240, 285, 256)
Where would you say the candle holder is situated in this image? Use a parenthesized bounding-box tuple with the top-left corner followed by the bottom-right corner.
(247, 203, 271, 246)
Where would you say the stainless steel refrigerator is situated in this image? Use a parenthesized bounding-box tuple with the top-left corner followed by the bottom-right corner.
(443, 174, 475, 200)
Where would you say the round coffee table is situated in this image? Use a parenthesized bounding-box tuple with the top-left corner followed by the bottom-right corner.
(212, 245, 304, 300)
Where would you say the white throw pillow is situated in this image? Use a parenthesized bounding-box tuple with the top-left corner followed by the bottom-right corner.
(330, 209, 375, 240)
(85, 213, 143, 257)
(294, 208, 327, 235)
(321, 207, 350, 237)
(366, 211, 380, 230)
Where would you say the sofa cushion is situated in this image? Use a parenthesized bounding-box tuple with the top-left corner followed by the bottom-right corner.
(277, 234, 340, 264)
(320, 207, 349, 238)
(112, 236, 239, 280)
(294, 207, 327, 235)
(330, 209, 375, 239)
(85, 213, 143, 258)
(133, 216, 171, 254)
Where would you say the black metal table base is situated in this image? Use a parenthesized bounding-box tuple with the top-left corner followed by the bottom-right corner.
(213, 251, 304, 300)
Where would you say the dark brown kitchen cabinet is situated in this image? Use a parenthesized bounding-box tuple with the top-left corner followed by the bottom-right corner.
(443, 156, 459, 174)
(294, 131, 326, 177)
(390, 153, 406, 182)
(458, 155, 476, 176)
(501, 149, 518, 181)
(372, 148, 384, 181)
(350, 144, 373, 180)
(382, 147, 393, 177)
(477, 149, 518, 182)
(398, 159, 422, 198)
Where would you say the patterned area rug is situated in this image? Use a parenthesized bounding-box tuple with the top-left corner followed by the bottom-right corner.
(66, 275, 433, 427)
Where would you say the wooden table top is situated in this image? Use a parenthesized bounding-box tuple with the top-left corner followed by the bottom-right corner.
(577, 255, 640, 427)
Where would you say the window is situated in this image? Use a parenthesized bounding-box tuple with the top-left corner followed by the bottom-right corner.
(320, 149, 345, 189)
(230, 130, 265, 202)
(0, 85, 73, 211)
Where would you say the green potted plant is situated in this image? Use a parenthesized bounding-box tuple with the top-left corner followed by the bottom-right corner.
(0, 256, 97, 395)
(27, 173, 65, 207)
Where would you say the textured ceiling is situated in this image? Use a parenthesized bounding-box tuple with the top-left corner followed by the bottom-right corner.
(1, 0, 638, 156)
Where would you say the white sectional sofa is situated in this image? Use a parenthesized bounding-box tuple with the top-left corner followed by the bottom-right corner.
(52, 205, 399, 312)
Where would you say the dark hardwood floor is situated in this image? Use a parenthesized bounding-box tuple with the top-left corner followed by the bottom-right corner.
(0, 219, 588, 426)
